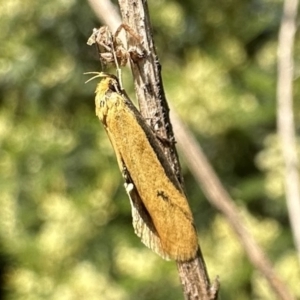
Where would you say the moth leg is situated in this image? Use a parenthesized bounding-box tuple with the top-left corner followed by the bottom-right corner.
(124, 182, 134, 194)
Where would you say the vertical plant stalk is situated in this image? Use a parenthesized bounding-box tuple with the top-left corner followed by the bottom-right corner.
(277, 0, 300, 263)
(87, 0, 121, 32)
(117, 0, 183, 184)
(116, 1, 218, 299)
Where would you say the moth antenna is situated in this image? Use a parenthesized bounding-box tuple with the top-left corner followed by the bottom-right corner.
(84, 72, 108, 84)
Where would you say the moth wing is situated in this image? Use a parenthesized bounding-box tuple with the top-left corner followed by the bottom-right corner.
(104, 126, 170, 260)
(124, 182, 171, 260)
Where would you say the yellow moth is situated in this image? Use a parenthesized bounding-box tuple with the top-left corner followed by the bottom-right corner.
(87, 72, 199, 261)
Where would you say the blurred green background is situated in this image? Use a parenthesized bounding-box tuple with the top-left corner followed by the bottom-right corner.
(0, 0, 299, 299)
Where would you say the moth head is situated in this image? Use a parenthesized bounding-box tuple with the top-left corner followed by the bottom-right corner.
(84, 72, 122, 95)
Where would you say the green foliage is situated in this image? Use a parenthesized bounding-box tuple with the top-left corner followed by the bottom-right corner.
(0, 0, 299, 299)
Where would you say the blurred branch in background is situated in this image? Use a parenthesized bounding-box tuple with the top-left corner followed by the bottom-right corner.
(87, 0, 121, 32)
(171, 110, 295, 300)
(86, 0, 296, 299)
(277, 0, 300, 263)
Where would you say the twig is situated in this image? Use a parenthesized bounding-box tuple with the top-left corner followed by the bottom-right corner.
(117, 0, 183, 184)
(171, 110, 295, 300)
(277, 0, 300, 263)
(87, 0, 121, 32)
(117, 1, 218, 299)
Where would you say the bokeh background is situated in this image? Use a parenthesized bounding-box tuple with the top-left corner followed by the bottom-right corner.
(0, 0, 299, 299)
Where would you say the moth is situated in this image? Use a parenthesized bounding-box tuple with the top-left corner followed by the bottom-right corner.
(86, 72, 199, 261)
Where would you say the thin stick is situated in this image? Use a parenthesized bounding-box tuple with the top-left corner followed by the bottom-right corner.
(171, 110, 295, 300)
(117, 1, 218, 299)
(277, 0, 300, 263)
